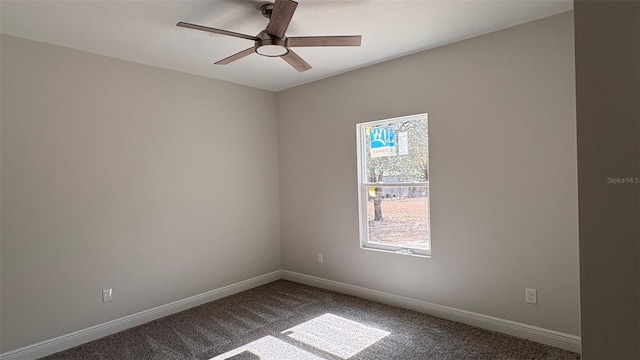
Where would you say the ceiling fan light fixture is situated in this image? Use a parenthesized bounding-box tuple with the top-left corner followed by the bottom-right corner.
(255, 38, 289, 57)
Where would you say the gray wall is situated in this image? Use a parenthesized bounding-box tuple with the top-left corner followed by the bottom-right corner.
(277, 12, 580, 336)
(0, 35, 281, 352)
(574, 1, 640, 358)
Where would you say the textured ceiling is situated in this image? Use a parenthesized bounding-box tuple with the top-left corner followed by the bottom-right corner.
(0, 0, 572, 91)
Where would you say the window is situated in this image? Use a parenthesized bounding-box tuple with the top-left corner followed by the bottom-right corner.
(356, 114, 430, 256)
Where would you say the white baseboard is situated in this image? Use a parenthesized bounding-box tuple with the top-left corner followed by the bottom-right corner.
(281, 270, 581, 353)
(0, 270, 282, 360)
(1, 269, 580, 359)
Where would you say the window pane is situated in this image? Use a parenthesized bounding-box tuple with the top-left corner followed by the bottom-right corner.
(366, 186, 430, 250)
(364, 116, 428, 183)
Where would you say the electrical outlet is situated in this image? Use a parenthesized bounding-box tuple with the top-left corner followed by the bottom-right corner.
(317, 253, 323, 264)
(102, 288, 113, 303)
(525, 288, 537, 304)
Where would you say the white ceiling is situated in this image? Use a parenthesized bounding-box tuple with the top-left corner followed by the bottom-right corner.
(0, 0, 572, 92)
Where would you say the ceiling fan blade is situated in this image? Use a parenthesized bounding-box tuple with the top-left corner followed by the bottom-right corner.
(177, 22, 258, 41)
(214, 47, 256, 65)
(265, 0, 298, 38)
(288, 35, 362, 47)
(282, 50, 311, 72)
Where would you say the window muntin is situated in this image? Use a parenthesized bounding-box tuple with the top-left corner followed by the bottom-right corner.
(357, 114, 430, 256)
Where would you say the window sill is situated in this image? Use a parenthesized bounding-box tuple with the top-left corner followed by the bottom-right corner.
(360, 246, 431, 258)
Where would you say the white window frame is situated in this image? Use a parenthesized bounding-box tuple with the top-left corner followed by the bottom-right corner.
(356, 113, 431, 257)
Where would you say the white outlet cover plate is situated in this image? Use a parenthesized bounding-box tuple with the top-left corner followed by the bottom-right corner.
(102, 289, 113, 302)
(525, 288, 537, 304)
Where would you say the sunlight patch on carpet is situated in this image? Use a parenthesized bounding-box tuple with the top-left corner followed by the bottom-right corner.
(210, 335, 323, 360)
(282, 313, 391, 359)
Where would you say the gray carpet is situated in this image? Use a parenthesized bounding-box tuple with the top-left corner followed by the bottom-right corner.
(41, 280, 580, 359)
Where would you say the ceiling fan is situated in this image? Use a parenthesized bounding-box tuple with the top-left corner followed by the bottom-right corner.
(177, 0, 362, 72)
